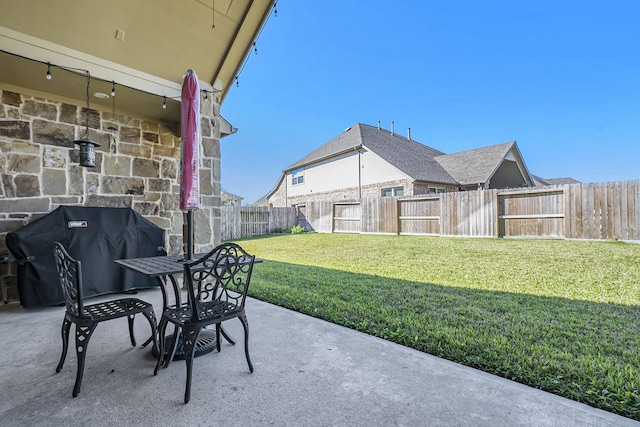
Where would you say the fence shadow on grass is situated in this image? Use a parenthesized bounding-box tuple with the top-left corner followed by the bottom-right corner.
(249, 260, 640, 420)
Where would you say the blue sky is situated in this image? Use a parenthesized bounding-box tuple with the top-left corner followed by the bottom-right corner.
(220, 1, 639, 204)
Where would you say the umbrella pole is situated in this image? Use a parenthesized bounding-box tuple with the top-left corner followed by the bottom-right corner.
(186, 210, 193, 261)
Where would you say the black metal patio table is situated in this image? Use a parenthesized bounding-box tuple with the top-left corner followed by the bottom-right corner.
(115, 253, 260, 360)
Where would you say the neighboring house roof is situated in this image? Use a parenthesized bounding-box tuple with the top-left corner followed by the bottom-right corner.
(252, 196, 269, 206)
(542, 177, 581, 185)
(286, 123, 457, 185)
(532, 175, 581, 186)
(266, 122, 536, 199)
(359, 124, 457, 185)
(435, 142, 527, 186)
(221, 190, 243, 207)
(222, 190, 243, 201)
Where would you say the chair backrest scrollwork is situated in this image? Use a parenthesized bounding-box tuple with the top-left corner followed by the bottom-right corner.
(183, 243, 255, 322)
(53, 242, 86, 318)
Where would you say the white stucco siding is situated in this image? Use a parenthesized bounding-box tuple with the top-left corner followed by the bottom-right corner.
(360, 149, 409, 185)
(287, 151, 360, 197)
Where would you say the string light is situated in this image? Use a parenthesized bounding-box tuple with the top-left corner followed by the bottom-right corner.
(230, 2, 278, 90)
(162, 96, 167, 109)
(204, 90, 209, 101)
(46, 62, 52, 80)
(111, 81, 116, 97)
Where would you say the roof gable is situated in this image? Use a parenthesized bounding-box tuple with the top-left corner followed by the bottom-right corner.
(434, 142, 516, 185)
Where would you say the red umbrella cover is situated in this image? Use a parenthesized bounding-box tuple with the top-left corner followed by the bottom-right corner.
(180, 69, 201, 211)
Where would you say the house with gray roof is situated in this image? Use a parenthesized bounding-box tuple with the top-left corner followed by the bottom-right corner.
(221, 190, 244, 207)
(266, 123, 536, 207)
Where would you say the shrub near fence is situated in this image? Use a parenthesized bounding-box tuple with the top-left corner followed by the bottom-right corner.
(295, 180, 640, 242)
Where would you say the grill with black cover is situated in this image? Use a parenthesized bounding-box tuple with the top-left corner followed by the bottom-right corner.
(6, 206, 165, 307)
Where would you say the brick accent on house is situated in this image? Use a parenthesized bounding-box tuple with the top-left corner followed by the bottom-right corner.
(0, 89, 222, 303)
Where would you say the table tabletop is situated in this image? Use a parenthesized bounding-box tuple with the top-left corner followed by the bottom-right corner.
(115, 254, 198, 277)
(115, 253, 261, 277)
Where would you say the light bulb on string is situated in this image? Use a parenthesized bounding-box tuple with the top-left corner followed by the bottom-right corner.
(204, 90, 209, 101)
(235, 76, 239, 87)
(46, 62, 52, 80)
(162, 96, 167, 109)
(253, 42, 257, 55)
(111, 81, 116, 97)
(274, 2, 278, 17)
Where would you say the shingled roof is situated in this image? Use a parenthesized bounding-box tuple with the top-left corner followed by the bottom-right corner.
(275, 122, 534, 196)
(434, 142, 516, 186)
(286, 123, 458, 185)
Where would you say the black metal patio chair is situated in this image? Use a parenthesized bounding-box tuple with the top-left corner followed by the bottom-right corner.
(53, 242, 158, 397)
(154, 242, 255, 403)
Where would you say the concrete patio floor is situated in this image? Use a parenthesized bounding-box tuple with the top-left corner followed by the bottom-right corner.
(1, 288, 637, 427)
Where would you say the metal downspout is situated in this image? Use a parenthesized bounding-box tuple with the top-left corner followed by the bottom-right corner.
(356, 147, 362, 199)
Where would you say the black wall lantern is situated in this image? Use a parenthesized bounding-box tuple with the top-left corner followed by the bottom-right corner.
(75, 138, 100, 167)
(74, 71, 100, 167)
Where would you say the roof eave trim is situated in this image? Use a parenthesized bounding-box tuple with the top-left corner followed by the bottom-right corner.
(285, 144, 363, 172)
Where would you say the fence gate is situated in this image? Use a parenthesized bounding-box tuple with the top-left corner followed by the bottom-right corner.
(333, 202, 361, 233)
(240, 207, 270, 237)
(398, 196, 441, 235)
(498, 188, 565, 238)
(296, 204, 310, 230)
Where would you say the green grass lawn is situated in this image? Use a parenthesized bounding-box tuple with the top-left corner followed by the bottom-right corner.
(230, 233, 640, 420)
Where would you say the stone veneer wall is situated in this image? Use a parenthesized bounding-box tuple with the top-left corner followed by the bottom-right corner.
(0, 88, 222, 303)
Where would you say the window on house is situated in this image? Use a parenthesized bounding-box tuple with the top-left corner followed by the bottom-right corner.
(428, 187, 445, 194)
(381, 186, 404, 197)
(292, 168, 304, 185)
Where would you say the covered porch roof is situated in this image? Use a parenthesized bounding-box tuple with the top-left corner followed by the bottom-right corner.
(0, 0, 275, 127)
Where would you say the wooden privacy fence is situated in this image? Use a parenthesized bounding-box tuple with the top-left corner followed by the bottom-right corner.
(295, 180, 640, 241)
(220, 206, 296, 240)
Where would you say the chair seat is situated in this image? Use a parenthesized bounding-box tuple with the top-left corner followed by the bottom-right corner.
(163, 300, 242, 325)
(80, 298, 155, 322)
(84, 298, 152, 320)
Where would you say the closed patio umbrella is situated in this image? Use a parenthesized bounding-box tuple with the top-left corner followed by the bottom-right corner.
(180, 69, 200, 260)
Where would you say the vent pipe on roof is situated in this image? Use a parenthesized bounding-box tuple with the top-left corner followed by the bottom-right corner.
(377, 120, 381, 129)
(408, 127, 411, 140)
(391, 121, 394, 136)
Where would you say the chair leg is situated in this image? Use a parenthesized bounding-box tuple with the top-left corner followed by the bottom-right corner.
(56, 318, 72, 373)
(140, 308, 158, 350)
(220, 324, 236, 346)
(215, 324, 221, 352)
(72, 323, 97, 397)
(239, 315, 254, 373)
(163, 325, 180, 369)
(182, 327, 201, 404)
(154, 317, 168, 375)
(127, 314, 137, 346)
